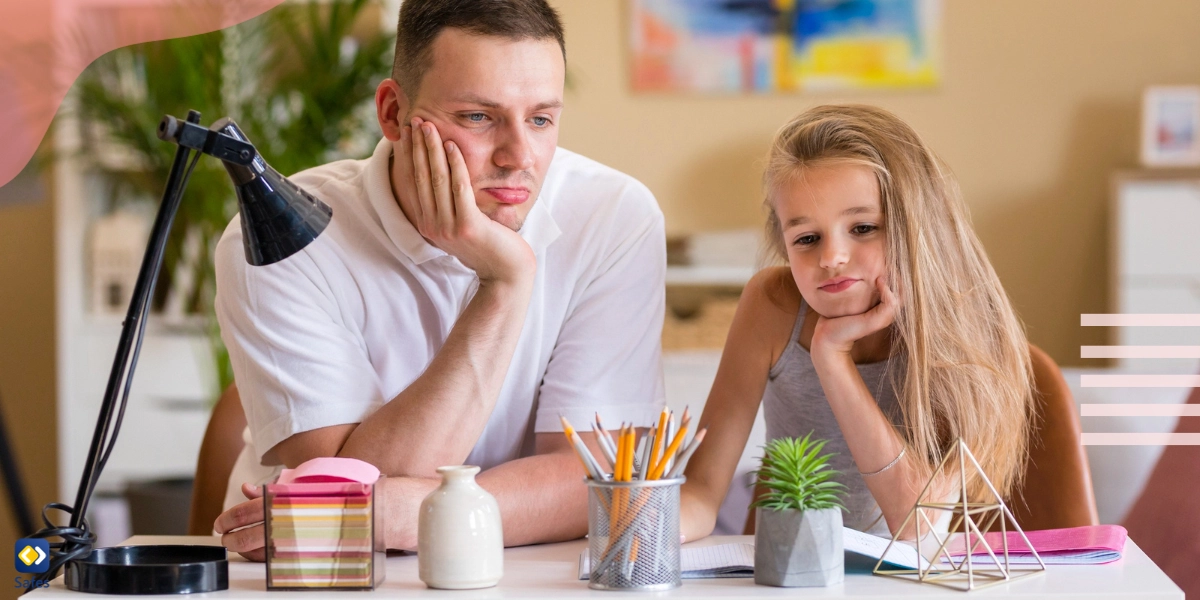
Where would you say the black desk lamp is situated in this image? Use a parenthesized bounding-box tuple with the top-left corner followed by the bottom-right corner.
(31, 110, 331, 594)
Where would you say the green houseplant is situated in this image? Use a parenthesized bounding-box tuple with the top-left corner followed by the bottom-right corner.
(751, 433, 847, 587)
(71, 0, 393, 398)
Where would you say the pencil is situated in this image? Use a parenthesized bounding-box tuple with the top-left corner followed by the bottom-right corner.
(637, 428, 654, 480)
(649, 424, 688, 480)
(595, 414, 618, 462)
(560, 416, 604, 479)
(625, 535, 640, 578)
(665, 428, 707, 479)
(663, 415, 677, 475)
(613, 424, 627, 481)
(607, 425, 628, 541)
(624, 426, 636, 482)
(670, 414, 691, 472)
(648, 407, 669, 479)
(590, 423, 616, 471)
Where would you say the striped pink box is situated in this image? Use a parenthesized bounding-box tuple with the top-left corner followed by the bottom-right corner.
(264, 458, 385, 590)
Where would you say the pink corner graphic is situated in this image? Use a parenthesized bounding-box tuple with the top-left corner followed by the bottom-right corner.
(0, 0, 285, 188)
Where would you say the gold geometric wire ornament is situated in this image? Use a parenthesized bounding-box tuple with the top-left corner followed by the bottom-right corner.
(872, 438, 1047, 592)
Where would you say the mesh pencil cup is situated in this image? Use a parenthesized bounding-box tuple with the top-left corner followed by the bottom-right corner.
(586, 477, 683, 591)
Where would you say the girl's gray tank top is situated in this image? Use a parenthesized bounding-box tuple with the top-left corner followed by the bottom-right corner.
(761, 299, 904, 537)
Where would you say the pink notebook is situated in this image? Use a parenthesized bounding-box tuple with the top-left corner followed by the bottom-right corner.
(946, 525, 1127, 565)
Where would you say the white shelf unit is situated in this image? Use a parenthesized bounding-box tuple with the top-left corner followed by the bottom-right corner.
(665, 265, 755, 287)
(1110, 170, 1200, 372)
(1078, 169, 1200, 524)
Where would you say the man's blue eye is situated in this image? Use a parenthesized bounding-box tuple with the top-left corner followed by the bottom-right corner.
(532, 116, 549, 127)
(467, 113, 486, 122)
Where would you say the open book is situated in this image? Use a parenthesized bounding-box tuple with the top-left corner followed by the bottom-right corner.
(577, 527, 928, 580)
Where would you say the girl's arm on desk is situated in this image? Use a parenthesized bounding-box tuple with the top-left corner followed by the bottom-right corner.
(679, 269, 797, 543)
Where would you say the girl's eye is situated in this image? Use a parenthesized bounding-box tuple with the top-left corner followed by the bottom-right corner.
(793, 234, 818, 247)
(531, 116, 550, 127)
(852, 224, 878, 235)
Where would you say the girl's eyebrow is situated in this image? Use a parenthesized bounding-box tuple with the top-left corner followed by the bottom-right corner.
(784, 205, 879, 228)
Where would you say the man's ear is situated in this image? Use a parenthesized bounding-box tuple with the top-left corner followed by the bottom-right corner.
(375, 78, 410, 142)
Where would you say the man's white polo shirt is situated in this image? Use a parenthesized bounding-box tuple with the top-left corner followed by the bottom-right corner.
(216, 138, 666, 508)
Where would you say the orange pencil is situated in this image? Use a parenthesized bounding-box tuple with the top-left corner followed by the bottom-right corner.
(649, 425, 689, 480)
(614, 424, 627, 480)
(628, 425, 638, 481)
(648, 407, 669, 479)
(607, 425, 627, 539)
(665, 428, 707, 479)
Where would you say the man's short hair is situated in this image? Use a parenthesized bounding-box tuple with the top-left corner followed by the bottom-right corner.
(391, 0, 566, 99)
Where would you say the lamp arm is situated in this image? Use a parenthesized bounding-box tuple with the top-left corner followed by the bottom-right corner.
(157, 115, 256, 166)
(72, 141, 194, 525)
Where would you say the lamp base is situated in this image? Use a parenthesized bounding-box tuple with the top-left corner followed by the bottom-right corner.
(64, 545, 228, 595)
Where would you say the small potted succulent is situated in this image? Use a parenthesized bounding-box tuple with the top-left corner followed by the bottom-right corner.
(752, 433, 847, 587)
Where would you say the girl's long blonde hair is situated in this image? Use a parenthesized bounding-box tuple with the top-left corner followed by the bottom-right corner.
(763, 104, 1034, 501)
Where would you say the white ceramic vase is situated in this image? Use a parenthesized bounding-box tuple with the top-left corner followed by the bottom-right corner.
(417, 465, 504, 589)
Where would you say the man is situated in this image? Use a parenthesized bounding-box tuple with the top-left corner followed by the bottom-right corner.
(212, 0, 665, 559)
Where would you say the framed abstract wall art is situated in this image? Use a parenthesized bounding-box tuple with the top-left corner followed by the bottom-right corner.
(630, 0, 941, 94)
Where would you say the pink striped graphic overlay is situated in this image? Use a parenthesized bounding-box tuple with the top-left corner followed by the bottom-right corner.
(1081, 346, 1200, 358)
(1078, 313, 1200, 445)
(1080, 375, 1200, 387)
(1080, 404, 1200, 416)
(1081, 433, 1200, 445)
(1081, 314, 1200, 326)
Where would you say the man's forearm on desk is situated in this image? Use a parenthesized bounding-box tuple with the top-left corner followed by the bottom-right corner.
(376, 449, 592, 551)
(329, 278, 534, 475)
(478, 452, 592, 546)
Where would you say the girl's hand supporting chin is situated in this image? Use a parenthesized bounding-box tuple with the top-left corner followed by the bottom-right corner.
(810, 276, 899, 360)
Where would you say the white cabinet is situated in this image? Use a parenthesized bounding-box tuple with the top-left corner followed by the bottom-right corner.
(1110, 171, 1200, 371)
(1116, 181, 1200, 279)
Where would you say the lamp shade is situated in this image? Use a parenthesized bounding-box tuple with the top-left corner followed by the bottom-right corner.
(210, 117, 332, 266)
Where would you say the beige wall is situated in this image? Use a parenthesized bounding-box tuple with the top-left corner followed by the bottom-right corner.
(0, 182, 56, 600)
(552, 0, 1200, 366)
(0, 1, 56, 595)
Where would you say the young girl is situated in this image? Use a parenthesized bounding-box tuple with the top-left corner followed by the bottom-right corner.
(680, 104, 1045, 541)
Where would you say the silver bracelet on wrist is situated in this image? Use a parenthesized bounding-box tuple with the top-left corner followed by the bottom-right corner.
(858, 447, 906, 477)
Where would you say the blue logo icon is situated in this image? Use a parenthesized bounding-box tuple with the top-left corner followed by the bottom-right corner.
(15, 539, 49, 574)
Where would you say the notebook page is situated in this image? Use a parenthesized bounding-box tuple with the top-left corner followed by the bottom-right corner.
(681, 543, 754, 577)
(843, 527, 928, 570)
(577, 528, 931, 580)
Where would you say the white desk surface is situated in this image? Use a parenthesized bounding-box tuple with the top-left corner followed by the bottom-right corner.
(33, 534, 1182, 599)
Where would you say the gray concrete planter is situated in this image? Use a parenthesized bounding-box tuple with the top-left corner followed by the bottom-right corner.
(754, 506, 844, 587)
